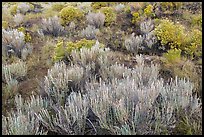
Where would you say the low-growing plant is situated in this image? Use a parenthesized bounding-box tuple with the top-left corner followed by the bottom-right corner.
(53, 39, 96, 62)
(81, 25, 100, 40)
(128, 2, 145, 13)
(2, 60, 27, 82)
(41, 40, 56, 66)
(13, 13, 24, 26)
(144, 4, 155, 18)
(131, 12, 140, 24)
(114, 3, 125, 13)
(86, 12, 105, 28)
(2, 29, 25, 57)
(67, 39, 96, 53)
(42, 62, 85, 103)
(140, 19, 154, 34)
(183, 29, 202, 59)
(2, 60, 27, 110)
(71, 40, 108, 68)
(2, 54, 202, 135)
(163, 48, 182, 64)
(2, 2, 202, 135)
(2, 28, 33, 59)
(10, 4, 18, 15)
(17, 27, 32, 43)
(190, 14, 202, 29)
(159, 2, 183, 14)
(155, 19, 202, 59)
(59, 6, 84, 26)
(53, 40, 66, 62)
(17, 2, 35, 15)
(91, 2, 109, 10)
(154, 19, 185, 50)
(2, 95, 48, 135)
(124, 33, 144, 54)
(41, 16, 65, 37)
(77, 2, 92, 14)
(143, 31, 157, 52)
(51, 3, 66, 11)
(100, 7, 116, 26)
(2, 21, 9, 29)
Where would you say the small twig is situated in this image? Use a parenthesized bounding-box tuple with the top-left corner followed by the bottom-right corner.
(86, 118, 97, 135)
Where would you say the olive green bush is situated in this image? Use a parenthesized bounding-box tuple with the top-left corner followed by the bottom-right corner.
(59, 6, 84, 26)
(100, 7, 117, 26)
(91, 2, 109, 10)
(53, 39, 96, 62)
(2, 21, 9, 29)
(155, 19, 202, 59)
(154, 19, 185, 50)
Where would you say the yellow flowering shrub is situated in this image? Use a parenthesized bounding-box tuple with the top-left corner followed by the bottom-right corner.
(154, 19, 185, 49)
(163, 48, 181, 64)
(91, 2, 109, 10)
(52, 3, 65, 11)
(2, 21, 9, 29)
(184, 29, 202, 59)
(54, 39, 96, 62)
(100, 7, 116, 26)
(144, 4, 155, 18)
(10, 4, 18, 15)
(53, 40, 66, 61)
(131, 12, 140, 24)
(17, 27, 32, 43)
(191, 14, 202, 28)
(59, 6, 84, 26)
(160, 2, 183, 13)
(155, 19, 202, 60)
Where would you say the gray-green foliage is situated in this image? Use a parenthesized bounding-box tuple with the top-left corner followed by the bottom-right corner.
(125, 33, 144, 54)
(41, 16, 65, 37)
(2, 50, 202, 135)
(2, 95, 48, 135)
(81, 25, 99, 40)
(2, 60, 27, 96)
(2, 29, 32, 59)
(86, 12, 105, 28)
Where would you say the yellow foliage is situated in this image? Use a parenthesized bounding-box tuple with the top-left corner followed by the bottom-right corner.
(59, 6, 84, 26)
(91, 2, 109, 10)
(17, 27, 32, 43)
(2, 21, 9, 29)
(155, 19, 185, 49)
(144, 4, 154, 17)
(10, 4, 17, 15)
(100, 7, 116, 26)
(131, 12, 140, 24)
(54, 39, 96, 62)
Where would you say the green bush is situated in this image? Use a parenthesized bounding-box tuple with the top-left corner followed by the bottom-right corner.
(184, 29, 202, 59)
(53, 40, 66, 62)
(163, 48, 181, 63)
(155, 19, 185, 49)
(144, 4, 155, 18)
(191, 14, 202, 28)
(17, 27, 32, 43)
(131, 12, 140, 24)
(54, 39, 96, 62)
(91, 2, 109, 10)
(52, 3, 65, 11)
(100, 7, 116, 26)
(10, 4, 17, 15)
(2, 21, 9, 29)
(59, 6, 84, 26)
(160, 2, 183, 13)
